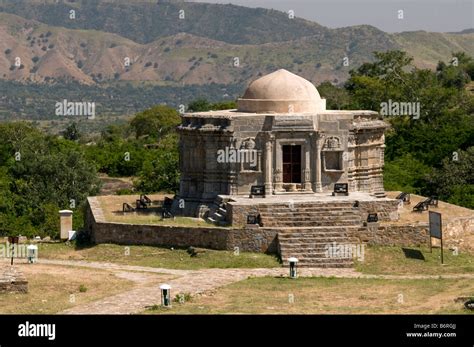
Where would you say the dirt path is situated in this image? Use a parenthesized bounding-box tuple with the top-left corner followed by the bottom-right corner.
(24, 259, 473, 314)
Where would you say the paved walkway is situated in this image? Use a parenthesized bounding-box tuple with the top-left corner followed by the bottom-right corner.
(19, 259, 473, 314)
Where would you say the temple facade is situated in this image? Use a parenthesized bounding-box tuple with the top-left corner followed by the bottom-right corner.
(177, 69, 389, 216)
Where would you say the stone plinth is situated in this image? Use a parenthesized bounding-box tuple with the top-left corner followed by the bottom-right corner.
(0, 266, 28, 293)
(59, 210, 73, 240)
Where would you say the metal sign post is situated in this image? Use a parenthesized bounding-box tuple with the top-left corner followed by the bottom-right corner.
(429, 211, 443, 264)
(8, 236, 19, 265)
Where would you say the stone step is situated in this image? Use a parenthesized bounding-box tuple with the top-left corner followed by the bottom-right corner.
(278, 232, 352, 238)
(263, 220, 362, 227)
(260, 210, 360, 216)
(278, 231, 353, 237)
(262, 216, 361, 222)
(279, 237, 353, 244)
(258, 202, 355, 207)
(259, 206, 357, 212)
(264, 217, 361, 222)
(279, 241, 360, 249)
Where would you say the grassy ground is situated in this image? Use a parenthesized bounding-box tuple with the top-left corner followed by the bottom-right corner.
(37, 242, 281, 270)
(96, 194, 223, 228)
(356, 245, 474, 275)
(145, 276, 474, 314)
(0, 264, 135, 314)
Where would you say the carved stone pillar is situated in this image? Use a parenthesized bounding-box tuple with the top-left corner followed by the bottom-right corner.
(274, 141, 283, 192)
(303, 143, 312, 191)
(314, 133, 325, 193)
(264, 134, 274, 196)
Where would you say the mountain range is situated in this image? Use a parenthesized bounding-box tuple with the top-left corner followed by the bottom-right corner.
(1, 0, 473, 87)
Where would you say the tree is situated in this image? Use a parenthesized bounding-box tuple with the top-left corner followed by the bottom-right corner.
(383, 154, 431, 194)
(428, 147, 474, 208)
(187, 98, 237, 112)
(347, 51, 473, 208)
(317, 81, 352, 110)
(187, 98, 211, 112)
(0, 123, 100, 238)
(130, 105, 180, 139)
(134, 133, 180, 193)
(62, 122, 81, 141)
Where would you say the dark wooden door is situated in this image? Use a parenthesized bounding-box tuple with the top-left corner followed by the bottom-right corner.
(282, 145, 301, 183)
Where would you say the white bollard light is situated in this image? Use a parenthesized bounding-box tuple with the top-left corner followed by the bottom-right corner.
(160, 284, 172, 307)
(27, 244, 38, 264)
(288, 257, 298, 279)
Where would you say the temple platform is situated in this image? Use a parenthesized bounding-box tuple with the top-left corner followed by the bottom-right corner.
(209, 192, 399, 227)
(226, 191, 391, 205)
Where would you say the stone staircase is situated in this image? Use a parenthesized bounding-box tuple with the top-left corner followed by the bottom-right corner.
(258, 201, 363, 267)
(206, 196, 230, 226)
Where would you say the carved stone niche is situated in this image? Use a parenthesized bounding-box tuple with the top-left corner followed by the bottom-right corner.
(240, 137, 260, 172)
(322, 136, 344, 172)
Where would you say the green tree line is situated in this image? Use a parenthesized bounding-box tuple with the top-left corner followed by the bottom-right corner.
(0, 50, 472, 239)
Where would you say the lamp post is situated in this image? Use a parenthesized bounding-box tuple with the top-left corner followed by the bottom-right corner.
(288, 257, 298, 279)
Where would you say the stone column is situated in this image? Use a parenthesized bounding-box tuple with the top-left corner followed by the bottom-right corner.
(264, 134, 274, 196)
(274, 141, 283, 192)
(303, 143, 312, 191)
(59, 210, 73, 240)
(314, 133, 325, 193)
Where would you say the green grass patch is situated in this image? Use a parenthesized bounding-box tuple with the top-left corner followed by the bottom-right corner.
(355, 245, 474, 275)
(37, 242, 280, 270)
(145, 276, 474, 314)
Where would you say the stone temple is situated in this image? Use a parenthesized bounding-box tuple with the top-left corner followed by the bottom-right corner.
(86, 69, 471, 268)
(174, 69, 400, 267)
(177, 69, 388, 211)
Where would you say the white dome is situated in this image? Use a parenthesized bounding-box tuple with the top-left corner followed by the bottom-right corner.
(237, 69, 326, 113)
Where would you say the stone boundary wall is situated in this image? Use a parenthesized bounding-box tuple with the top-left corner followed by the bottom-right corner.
(357, 200, 400, 221)
(86, 197, 471, 254)
(349, 223, 430, 247)
(444, 217, 474, 252)
(0, 266, 28, 293)
(86, 198, 277, 253)
(90, 221, 278, 253)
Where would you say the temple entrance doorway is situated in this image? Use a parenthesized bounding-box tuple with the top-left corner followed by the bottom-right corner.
(282, 145, 302, 183)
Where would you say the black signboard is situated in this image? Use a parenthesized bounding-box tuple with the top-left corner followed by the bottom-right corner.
(250, 185, 265, 196)
(247, 214, 261, 225)
(332, 183, 349, 196)
(367, 213, 378, 223)
(429, 211, 443, 264)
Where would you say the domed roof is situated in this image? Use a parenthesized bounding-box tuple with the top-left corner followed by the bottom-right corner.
(237, 69, 326, 113)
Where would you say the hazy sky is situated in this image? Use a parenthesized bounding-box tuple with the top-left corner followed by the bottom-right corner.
(190, 0, 474, 33)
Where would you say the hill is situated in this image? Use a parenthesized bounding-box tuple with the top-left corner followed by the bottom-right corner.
(0, 0, 473, 123)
